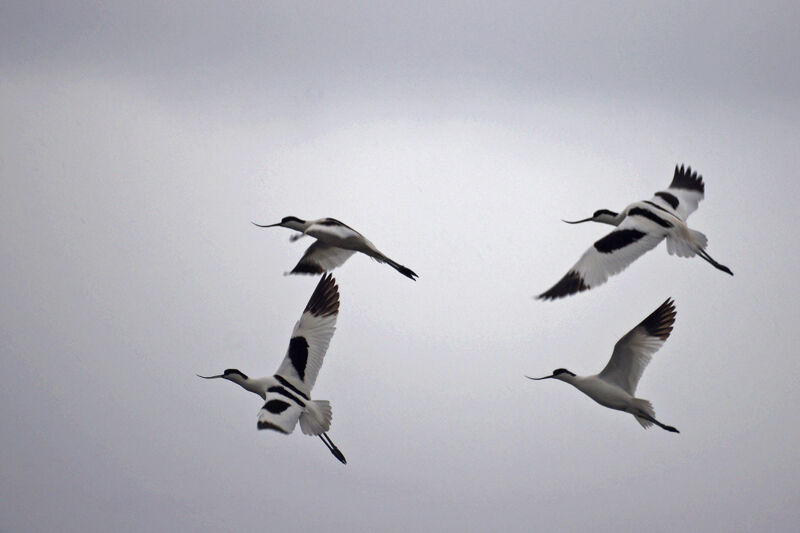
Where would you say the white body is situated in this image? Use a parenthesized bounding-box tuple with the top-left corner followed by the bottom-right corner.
(198, 274, 346, 462)
(258, 217, 418, 279)
(538, 165, 731, 300)
(569, 374, 636, 412)
(529, 298, 679, 432)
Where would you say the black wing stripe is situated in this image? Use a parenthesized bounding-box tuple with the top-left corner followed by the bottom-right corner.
(304, 273, 340, 316)
(628, 207, 673, 228)
(637, 298, 677, 340)
(267, 386, 306, 407)
(669, 164, 704, 193)
(644, 200, 672, 214)
(594, 229, 647, 253)
(274, 375, 310, 400)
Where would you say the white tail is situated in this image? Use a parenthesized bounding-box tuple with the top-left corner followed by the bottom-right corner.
(666, 228, 707, 258)
(299, 400, 332, 436)
(631, 398, 656, 429)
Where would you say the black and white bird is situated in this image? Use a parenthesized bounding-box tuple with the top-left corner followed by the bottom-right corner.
(198, 274, 347, 464)
(538, 165, 732, 300)
(528, 298, 679, 433)
(253, 217, 418, 280)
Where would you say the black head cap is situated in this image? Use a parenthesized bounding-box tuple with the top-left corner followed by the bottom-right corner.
(281, 216, 304, 224)
(552, 368, 576, 377)
(593, 209, 618, 218)
(223, 369, 248, 379)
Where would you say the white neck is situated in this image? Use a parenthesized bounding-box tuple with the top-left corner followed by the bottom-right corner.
(596, 213, 625, 226)
(225, 374, 270, 399)
(284, 220, 310, 232)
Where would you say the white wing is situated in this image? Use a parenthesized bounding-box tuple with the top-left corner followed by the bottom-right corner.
(538, 216, 666, 300)
(257, 389, 305, 434)
(599, 298, 676, 395)
(275, 273, 339, 393)
(647, 164, 705, 222)
(290, 240, 356, 275)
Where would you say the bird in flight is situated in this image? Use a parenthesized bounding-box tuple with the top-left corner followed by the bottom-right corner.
(253, 217, 418, 280)
(538, 165, 732, 300)
(198, 274, 347, 463)
(528, 298, 680, 433)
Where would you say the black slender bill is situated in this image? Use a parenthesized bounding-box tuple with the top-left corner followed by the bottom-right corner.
(251, 221, 282, 228)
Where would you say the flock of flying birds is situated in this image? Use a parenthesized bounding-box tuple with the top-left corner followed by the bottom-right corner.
(199, 164, 732, 463)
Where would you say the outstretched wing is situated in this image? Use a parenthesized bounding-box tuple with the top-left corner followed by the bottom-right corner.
(647, 164, 705, 222)
(275, 273, 339, 393)
(599, 298, 676, 395)
(257, 389, 305, 434)
(538, 216, 665, 300)
(290, 240, 355, 275)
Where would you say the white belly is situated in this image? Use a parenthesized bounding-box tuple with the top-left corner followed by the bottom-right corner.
(573, 376, 633, 411)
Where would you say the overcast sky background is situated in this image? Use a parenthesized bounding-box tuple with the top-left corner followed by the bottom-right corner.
(2, 2, 799, 531)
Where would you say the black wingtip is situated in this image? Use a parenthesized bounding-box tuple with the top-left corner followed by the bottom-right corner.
(537, 271, 589, 301)
(639, 298, 677, 340)
(670, 164, 705, 194)
(304, 273, 340, 316)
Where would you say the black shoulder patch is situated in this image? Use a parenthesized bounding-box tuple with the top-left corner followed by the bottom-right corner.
(264, 399, 291, 414)
(538, 271, 589, 300)
(669, 165, 704, 193)
(654, 191, 679, 210)
(304, 273, 340, 316)
(638, 298, 676, 340)
(594, 229, 647, 253)
(628, 207, 673, 228)
(319, 218, 362, 235)
(288, 336, 309, 381)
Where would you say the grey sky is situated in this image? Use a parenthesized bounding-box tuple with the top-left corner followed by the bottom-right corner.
(2, 2, 799, 532)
